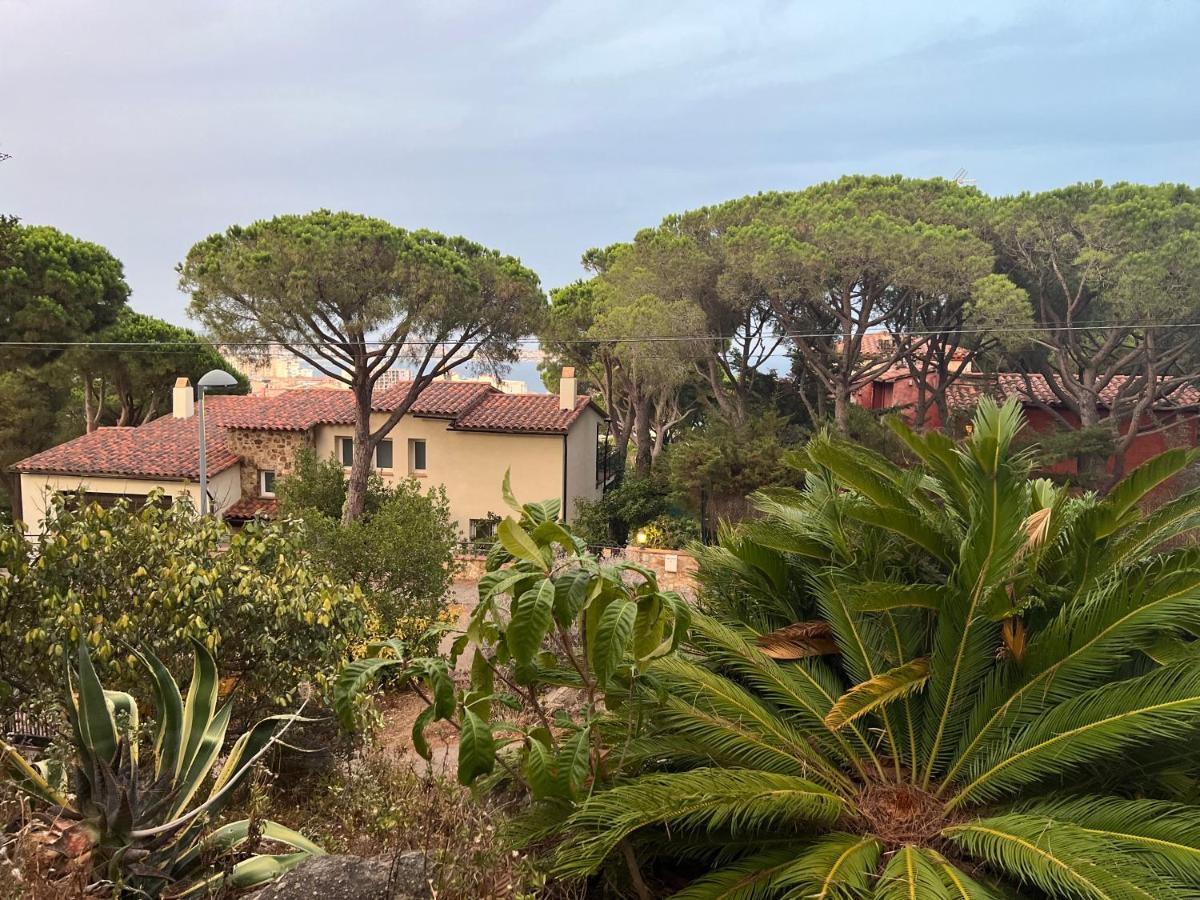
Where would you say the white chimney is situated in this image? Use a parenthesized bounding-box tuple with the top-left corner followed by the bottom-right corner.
(559, 367, 577, 411)
(172, 377, 194, 419)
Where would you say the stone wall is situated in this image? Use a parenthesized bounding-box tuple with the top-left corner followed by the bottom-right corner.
(224, 428, 314, 499)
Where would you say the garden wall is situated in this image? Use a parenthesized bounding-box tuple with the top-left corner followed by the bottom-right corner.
(453, 546, 698, 597)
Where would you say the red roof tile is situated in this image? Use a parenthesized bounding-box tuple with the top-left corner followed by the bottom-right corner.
(10, 394, 268, 479)
(452, 394, 593, 434)
(11, 381, 600, 480)
(219, 381, 497, 431)
(945, 374, 1200, 411)
(224, 496, 279, 521)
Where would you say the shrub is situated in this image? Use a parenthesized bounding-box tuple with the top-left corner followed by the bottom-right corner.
(553, 402, 1200, 897)
(278, 449, 459, 635)
(0, 493, 364, 715)
(572, 469, 674, 546)
(636, 514, 700, 549)
(0, 640, 321, 897)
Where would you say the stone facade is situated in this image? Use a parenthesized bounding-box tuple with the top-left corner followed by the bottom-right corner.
(224, 428, 313, 499)
(453, 545, 699, 597)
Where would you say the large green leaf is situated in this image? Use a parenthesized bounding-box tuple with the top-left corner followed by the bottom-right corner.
(590, 599, 637, 687)
(457, 708, 496, 785)
(75, 640, 118, 766)
(332, 656, 406, 731)
(498, 518, 548, 570)
(176, 638, 220, 782)
(876, 845, 951, 900)
(506, 579, 555, 666)
(134, 646, 183, 781)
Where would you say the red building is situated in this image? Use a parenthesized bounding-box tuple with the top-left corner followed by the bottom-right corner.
(855, 360, 1200, 478)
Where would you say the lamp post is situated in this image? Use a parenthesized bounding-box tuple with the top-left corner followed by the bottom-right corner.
(196, 369, 238, 515)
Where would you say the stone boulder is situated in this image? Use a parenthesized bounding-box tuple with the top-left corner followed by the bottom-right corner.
(252, 852, 433, 900)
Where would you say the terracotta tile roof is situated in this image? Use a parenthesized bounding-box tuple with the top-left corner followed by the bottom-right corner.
(945, 373, 1200, 411)
(452, 394, 593, 434)
(224, 496, 279, 521)
(10, 394, 268, 479)
(219, 381, 497, 431)
(11, 381, 600, 480)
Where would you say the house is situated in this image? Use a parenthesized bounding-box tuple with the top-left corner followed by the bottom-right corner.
(11, 369, 605, 538)
(854, 359, 1200, 476)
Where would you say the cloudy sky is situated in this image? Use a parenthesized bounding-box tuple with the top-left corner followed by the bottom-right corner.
(3, 0, 1199, 326)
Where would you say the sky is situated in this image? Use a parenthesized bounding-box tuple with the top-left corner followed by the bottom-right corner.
(3, 0, 1200, 335)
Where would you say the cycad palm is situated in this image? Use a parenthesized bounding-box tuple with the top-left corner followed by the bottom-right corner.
(555, 400, 1200, 898)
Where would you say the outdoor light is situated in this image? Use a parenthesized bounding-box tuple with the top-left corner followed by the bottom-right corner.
(196, 369, 239, 515)
(635, 529, 648, 545)
(964, 422, 975, 436)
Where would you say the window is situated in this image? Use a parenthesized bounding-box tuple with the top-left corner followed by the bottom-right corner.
(259, 470, 276, 497)
(469, 516, 498, 542)
(409, 439, 427, 473)
(375, 439, 394, 469)
(339, 437, 353, 467)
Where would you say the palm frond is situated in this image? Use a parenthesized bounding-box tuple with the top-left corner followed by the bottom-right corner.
(665, 848, 803, 900)
(552, 768, 842, 879)
(953, 664, 1200, 808)
(755, 621, 838, 659)
(775, 832, 882, 899)
(824, 658, 930, 730)
(1016, 795, 1200, 883)
(875, 845, 952, 900)
(945, 814, 1185, 899)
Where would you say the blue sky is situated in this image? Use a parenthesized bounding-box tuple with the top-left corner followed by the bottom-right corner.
(3, 0, 1199, 332)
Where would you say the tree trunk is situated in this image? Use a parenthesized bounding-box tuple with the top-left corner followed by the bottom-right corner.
(633, 395, 652, 477)
(342, 388, 375, 522)
(833, 386, 851, 436)
(1075, 401, 1110, 491)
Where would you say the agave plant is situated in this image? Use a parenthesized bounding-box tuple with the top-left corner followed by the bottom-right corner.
(1, 639, 322, 897)
(555, 400, 1200, 898)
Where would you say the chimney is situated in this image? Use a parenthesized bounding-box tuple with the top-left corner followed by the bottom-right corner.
(172, 377, 194, 419)
(559, 367, 577, 411)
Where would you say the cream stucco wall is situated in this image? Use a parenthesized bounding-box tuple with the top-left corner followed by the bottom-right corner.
(313, 412, 601, 534)
(17, 465, 242, 535)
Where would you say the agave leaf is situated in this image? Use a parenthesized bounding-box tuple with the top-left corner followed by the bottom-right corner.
(104, 690, 139, 767)
(76, 640, 118, 766)
(174, 819, 323, 874)
(825, 658, 931, 729)
(1, 740, 74, 810)
(756, 621, 839, 659)
(169, 701, 232, 820)
(172, 851, 314, 898)
(176, 638, 219, 782)
(132, 645, 184, 781)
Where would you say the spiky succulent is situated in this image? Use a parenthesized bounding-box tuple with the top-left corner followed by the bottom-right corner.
(554, 400, 1200, 898)
(1, 639, 322, 897)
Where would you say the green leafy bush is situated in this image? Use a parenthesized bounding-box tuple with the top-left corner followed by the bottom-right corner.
(1, 640, 322, 897)
(0, 493, 365, 714)
(572, 469, 674, 546)
(555, 401, 1200, 897)
(277, 449, 459, 636)
(636, 514, 700, 549)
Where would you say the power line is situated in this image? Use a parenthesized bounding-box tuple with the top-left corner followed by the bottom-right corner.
(5, 320, 1200, 351)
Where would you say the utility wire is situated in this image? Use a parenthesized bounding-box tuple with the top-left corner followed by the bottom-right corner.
(4, 320, 1200, 350)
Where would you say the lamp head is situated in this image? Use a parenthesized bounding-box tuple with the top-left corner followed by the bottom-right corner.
(197, 369, 239, 391)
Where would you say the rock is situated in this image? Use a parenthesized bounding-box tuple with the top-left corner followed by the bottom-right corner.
(252, 852, 434, 900)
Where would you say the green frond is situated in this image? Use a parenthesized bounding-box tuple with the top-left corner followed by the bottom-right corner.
(1093, 447, 1200, 539)
(853, 583, 947, 612)
(1016, 795, 1200, 883)
(776, 832, 881, 899)
(945, 814, 1185, 900)
(649, 655, 854, 791)
(875, 845, 952, 900)
(666, 848, 804, 900)
(953, 664, 1200, 809)
(825, 658, 930, 729)
(922, 849, 1005, 899)
(946, 558, 1200, 788)
(553, 768, 842, 879)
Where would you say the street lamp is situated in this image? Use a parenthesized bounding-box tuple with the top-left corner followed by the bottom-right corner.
(196, 369, 239, 515)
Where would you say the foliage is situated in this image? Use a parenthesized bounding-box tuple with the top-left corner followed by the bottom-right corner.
(666, 408, 803, 530)
(0, 640, 322, 897)
(276, 449, 459, 637)
(0, 493, 365, 715)
(556, 400, 1200, 898)
(240, 752, 544, 899)
(70, 308, 248, 431)
(636, 514, 700, 550)
(0, 363, 77, 521)
(571, 469, 674, 546)
(0, 224, 129, 368)
(181, 210, 545, 521)
(991, 182, 1200, 478)
(333, 474, 690, 841)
